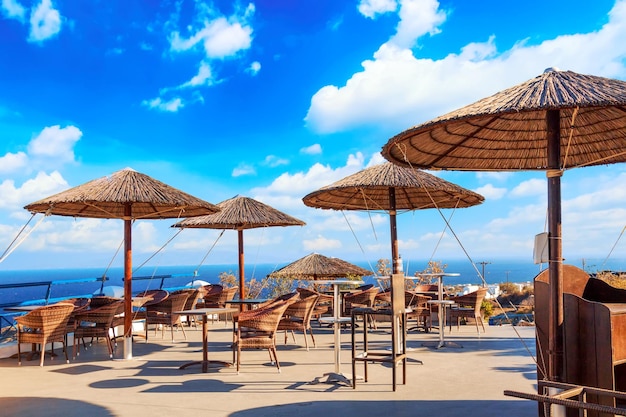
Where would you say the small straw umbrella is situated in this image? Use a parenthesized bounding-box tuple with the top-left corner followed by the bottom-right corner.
(382, 68, 626, 383)
(268, 252, 372, 280)
(172, 196, 305, 301)
(24, 167, 220, 359)
(302, 162, 484, 274)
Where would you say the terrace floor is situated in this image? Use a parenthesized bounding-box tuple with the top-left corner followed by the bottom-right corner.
(0, 318, 538, 417)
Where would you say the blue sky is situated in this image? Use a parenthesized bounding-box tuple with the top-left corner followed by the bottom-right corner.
(2, 0, 626, 273)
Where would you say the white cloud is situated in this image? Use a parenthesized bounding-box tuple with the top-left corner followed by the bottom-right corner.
(475, 184, 507, 200)
(366, 152, 386, 167)
(169, 6, 254, 59)
(358, 0, 397, 19)
(246, 61, 261, 76)
(390, 0, 446, 49)
(232, 163, 256, 177)
(28, 0, 62, 43)
(0, 170, 68, 210)
(0, 151, 28, 174)
(179, 61, 215, 88)
(306, 0, 626, 134)
(142, 97, 184, 112)
(302, 235, 342, 251)
(28, 125, 81, 164)
(2, 0, 26, 21)
(148, 3, 255, 111)
(476, 172, 513, 181)
(510, 178, 546, 198)
(255, 152, 366, 198)
(263, 155, 289, 167)
(300, 144, 322, 155)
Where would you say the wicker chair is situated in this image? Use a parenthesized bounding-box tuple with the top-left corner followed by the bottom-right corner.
(448, 288, 488, 333)
(296, 287, 332, 324)
(73, 299, 125, 359)
(232, 299, 294, 373)
(16, 303, 75, 366)
(276, 293, 319, 350)
(405, 291, 431, 332)
(171, 288, 200, 327)
(144, 292, 191, 342)
(63, 298, 91, 344)
(257, 292, 300, 309)
(343, 286, 379, 328)
(202, 286, 238, 323)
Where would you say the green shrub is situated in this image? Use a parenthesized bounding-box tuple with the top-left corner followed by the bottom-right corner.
(481, 300, 494, 318)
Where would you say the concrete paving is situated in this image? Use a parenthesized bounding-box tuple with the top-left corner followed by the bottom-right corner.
(0, 320, 539, 417)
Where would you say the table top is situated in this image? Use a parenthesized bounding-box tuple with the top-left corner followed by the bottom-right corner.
(319, 316, 352, 324)
(175, 307, 239, 315)
(226, 298, 270, 305)
(427, 300, 455, 305)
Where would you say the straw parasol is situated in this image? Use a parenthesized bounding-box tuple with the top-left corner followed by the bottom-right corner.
(24, 167, 220, 359)
(302, 162, 484, 274)
(172, 195, 305, 300)
(382, 68, 626, 382)
(268, 252, 372, 280)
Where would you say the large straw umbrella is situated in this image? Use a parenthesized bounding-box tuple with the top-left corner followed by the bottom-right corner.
(268, 252, 372, 280)
(172, 196, 305, 301)
(24, 167, 220, 359)
(382, 68, 626, 383)
(302, 162, 484, 274)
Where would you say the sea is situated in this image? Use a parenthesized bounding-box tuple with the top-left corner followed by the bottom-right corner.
(2, 257, 625, 309)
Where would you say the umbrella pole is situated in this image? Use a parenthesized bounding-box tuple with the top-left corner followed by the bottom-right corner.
(123, 207, 133, 360)
(238, 229, 245, 304)
(389, 188, 399, 275)
(547, 109, 564, 382)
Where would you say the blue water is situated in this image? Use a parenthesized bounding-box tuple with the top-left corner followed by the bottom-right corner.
(1, 257, 624, 308)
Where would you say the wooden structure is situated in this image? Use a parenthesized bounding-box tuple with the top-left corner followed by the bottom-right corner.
(535, 265, 626, 416)
(351, 273, 409, 391)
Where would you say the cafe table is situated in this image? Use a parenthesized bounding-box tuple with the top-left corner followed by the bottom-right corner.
(175, 307, 238, 372)
(415, 272, 461, 349)
(314, 279, 364, 386)
(226, 298, 270, 310)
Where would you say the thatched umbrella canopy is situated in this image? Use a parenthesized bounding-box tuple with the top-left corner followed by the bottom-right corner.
(268, 253, 372, 280)
(303, 162, 484, 274)
(173, 195, 305, 300)
(382, 68, 626, 382)
(24, 167, 220, 359)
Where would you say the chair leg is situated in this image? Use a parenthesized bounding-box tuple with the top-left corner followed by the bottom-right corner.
(39, 340, 45, 367)
(308, 328, 316, 348)
(269, 347, 280, 372)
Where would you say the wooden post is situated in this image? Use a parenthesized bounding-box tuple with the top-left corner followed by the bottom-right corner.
(547, 109, 564, 382)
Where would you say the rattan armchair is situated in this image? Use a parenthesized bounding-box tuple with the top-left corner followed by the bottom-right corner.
(448, 288, 488, 333)
(405, 291, 431, 332)
(343, 286, 379, 328)
(144, 291, 191, 342)
(16, 303, 75, 366)
(73, 299, 124, 359)
(296, 287, 332, 323)
(171, 288, 200, 327)
(277, 293, 319, 350)
(232, 300, 293, 373)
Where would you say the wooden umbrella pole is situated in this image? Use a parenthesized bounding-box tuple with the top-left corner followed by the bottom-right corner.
(389, 188, 399, 275)
(547, 109, 564, 382)
(123, 203, 133, 360)
(238, 229, 245, 303)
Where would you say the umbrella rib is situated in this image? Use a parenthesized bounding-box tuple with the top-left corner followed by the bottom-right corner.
(561, 107, 579, 169)
(428, 116, 500, 166)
